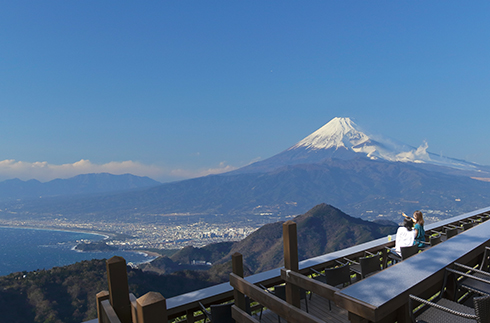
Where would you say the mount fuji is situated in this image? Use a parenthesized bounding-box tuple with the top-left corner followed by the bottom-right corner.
(233, 117, 490, 178)
(5, 117, 490, 223)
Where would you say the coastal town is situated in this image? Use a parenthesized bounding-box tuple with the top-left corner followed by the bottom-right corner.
(0, 208, 447, 251)
(0, 216, 261, 250)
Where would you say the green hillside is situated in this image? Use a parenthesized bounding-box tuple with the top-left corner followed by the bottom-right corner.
(220, 203, 397, 273)
(0, 259, 218, 323)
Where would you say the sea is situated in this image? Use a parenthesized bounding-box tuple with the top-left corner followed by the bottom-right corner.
(0, 227, 155, 277)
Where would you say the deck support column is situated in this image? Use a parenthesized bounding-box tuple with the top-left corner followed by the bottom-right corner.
(185, 309, 195, 323)
(232, 252, 247, 312)
(283, 220, 300, 309)
(106, 256, 132, 323)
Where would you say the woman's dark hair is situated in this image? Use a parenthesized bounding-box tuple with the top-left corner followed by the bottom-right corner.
(403, 218, 414, 231)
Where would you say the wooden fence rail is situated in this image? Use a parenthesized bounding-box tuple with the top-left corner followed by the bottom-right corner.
(230, 273, 323, 323)
(280, 268, 339, 302)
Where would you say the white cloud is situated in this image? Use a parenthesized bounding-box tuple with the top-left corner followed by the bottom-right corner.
(169, 161, 238, 179)
(0, 159, 165, 182)
(395, 141, 430, 163)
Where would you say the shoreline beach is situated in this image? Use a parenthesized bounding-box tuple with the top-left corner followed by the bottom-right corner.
(0, 224, 112, 240)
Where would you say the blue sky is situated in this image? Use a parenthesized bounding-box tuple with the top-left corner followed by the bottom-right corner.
(1, 1, 489, 182)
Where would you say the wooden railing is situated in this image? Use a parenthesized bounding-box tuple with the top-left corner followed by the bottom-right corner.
(232, 209, 490, 323)
(95, 206, 490, 323)
(97, 256, 167, 323)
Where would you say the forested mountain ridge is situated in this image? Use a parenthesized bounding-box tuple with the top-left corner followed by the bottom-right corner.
(0, 259, 220, 323)
(218, 203, 397, 273)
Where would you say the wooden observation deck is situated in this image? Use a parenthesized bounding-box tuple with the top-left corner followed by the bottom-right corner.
(95, 206, 490, 323)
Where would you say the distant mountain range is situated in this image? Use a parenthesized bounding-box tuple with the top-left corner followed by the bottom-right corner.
(2, 117, 490, 222)
(0, 173, 160, 202)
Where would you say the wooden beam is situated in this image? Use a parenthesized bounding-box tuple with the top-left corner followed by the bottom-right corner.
(101, 299, 123, 323)
(97, 291, 110, 323)
(334, 292, 378, 322)
(230, 273, 323, 323)
(280, 268, 339, 301)
(232, 305, 260, 323)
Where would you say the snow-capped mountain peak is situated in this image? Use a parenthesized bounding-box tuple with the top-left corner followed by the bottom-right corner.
(292, 117, 369, 150)
(232, 116, 488, 177)
(287, 117, 484, 174)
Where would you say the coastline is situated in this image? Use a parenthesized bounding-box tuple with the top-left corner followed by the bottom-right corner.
(135, 250, 162, 258)
(0, 224, 112, 240)
(0, 227, 157, 276)
(131, 251, 158, 264)
(0, 225, 160, 258)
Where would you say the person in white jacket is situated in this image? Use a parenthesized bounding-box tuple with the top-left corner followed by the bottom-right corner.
(393, 217, 415, 255)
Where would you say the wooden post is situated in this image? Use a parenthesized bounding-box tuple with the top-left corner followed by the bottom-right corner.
(382, 247, 388, 269)
(106, 256, 132, 323)
(97, 290, 110, 323)
(185, 309, 195, 323)
(283, 221, 300, 308)
(443, 271, 457, 300)
(137, 292, 167, 323)
(396, 302, 410, 323)
(232, 252, 247, 312)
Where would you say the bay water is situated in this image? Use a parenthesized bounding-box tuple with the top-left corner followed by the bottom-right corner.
(0, 227, 154, 277)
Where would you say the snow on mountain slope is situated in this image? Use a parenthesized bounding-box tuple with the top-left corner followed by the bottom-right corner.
(292, 117, 370, 151)
(291, 117, 483, 173)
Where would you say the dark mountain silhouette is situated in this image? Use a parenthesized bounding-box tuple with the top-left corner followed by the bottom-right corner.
(0, 173, 160, 202)
(220, 203, 397, 273)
